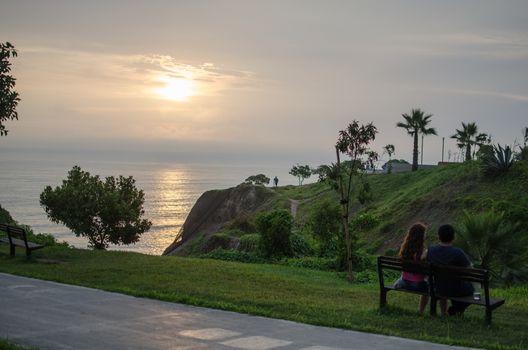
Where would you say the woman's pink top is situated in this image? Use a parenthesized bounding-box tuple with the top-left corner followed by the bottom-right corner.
(402, 254, 426, 282)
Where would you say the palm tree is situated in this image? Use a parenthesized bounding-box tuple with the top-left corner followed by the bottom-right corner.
(451, 122, 488, 161)
(396, 108, 437, 171)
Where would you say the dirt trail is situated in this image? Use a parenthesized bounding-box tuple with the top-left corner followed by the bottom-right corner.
(290, 199, 300, 218)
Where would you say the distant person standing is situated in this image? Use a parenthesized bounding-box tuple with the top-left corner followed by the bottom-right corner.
(273, 176, 279, 187)
(427, 224, 474, 316)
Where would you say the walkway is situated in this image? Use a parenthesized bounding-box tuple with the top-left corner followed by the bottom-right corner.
(0, 273, 478, 350)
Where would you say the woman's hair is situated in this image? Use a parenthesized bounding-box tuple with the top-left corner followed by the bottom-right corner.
(399, 223, 426, 260)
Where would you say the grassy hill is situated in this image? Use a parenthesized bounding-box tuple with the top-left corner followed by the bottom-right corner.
(292, 160, 528, 253)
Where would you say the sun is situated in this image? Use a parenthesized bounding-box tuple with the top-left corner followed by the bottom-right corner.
(155, 76, 196, 101)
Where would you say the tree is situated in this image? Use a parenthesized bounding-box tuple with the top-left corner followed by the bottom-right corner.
(396, 108, 437, 171)
(244, 174, 270, 186)
(383, 144, 395, 174)
(451, 122, 489, 161)
(256, 209, 293, 258)
(289, 164, 311, 186)
(40, 166, 152, 250)
(456, 210, 528, 286)
(335, 120, 378, 281)
(0, 42, 20, 136)
(309, 200, 341, 257)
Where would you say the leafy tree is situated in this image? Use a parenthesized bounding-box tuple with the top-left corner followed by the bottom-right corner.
(456, 210, 528, 286)
(0, 42, 20, 136)
(289, 164, 311, 186)
(244, 174, 270, 185)
(383, 144, 395, 174)
(40, 166, 152, 250)
(396, 108, 437, 171)
(335, 120, 378, 281)
(309, 200, 341, 256)
(256, 209, 293, 258)
(451, 122, 489, 161)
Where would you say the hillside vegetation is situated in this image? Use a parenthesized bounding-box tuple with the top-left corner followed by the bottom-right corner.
(170, 161, 528, 260)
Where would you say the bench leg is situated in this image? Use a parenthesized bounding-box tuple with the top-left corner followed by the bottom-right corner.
(430, 297, 437, 315)
(485, 308, 492, 325)
(9, 244, 15, 257)
(380, 289, 387, 308)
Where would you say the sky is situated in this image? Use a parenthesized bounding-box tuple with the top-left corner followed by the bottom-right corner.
(1, 0, 527, 167)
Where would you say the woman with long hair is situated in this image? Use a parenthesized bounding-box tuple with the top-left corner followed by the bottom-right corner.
(394, 223, 429, 314)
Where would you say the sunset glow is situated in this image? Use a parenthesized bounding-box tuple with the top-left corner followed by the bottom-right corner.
(155, 76, 196, 101)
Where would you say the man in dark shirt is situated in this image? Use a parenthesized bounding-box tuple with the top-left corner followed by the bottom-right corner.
(427, 224, 474, 315)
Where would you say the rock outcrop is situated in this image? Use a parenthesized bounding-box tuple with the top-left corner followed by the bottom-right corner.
(162, 184, 280, 256)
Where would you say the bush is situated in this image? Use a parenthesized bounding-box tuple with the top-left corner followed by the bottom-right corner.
(257, 209, 293, 258)
(290, 233, 314, 257)
(238, 233, 260, 253)
(203, 233, 232, 253)
(481, 144, 514, 177)
(280, 257, 336, 271)
(350, 212, 380, 231)
(199, 248, 267, 264)
(309, 200, 340, 254)
(226, 214, 256, 233)
(456, 209, 528, 286)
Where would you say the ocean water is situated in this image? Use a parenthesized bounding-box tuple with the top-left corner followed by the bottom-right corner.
(0, 155, 300, 255)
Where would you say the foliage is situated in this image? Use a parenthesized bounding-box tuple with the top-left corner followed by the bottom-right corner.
(279, 256, 336, 271)
(202, 233, 232, 253)
(396, 108, 437, 171)
(350, 212, 380, 232)
(256, 209, 293, 258)
(451, 122, 489, 161)
(383, 144, 395, 174)
(0, 42, 20, 136)
(456, 210, 528, 286)
(226, 214, 256, 233)
(40, 166, 152, 250)
(482, 144, 515, 177)
(238, 233, 261, 253)
(290, 232, 315, 257)
(199, 248, 267, 264)
(517, 146, 528, 161)
(0, 204, 15, 224)
(308, 200, 340, 245)
(244, 174, 270, 186)
(335, 120, 378, 281)
(289, 164, 311, 186)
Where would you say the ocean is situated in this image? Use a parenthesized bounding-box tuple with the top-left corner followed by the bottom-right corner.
(0, 155, 304, 255)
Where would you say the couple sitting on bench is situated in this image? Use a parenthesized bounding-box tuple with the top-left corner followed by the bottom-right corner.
(394, 223, 473, 316)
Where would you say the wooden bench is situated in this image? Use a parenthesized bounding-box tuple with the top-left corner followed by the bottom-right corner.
(0, 223, 44, 258)
(377, 255, 505, 324)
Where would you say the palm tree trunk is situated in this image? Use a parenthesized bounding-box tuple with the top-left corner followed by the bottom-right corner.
(466, 144, 472, 162)
(412, 131, 419, 171)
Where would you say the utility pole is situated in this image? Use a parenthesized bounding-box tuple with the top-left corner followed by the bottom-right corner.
(442, 137, 445, 163)
(421, 134, 424, 165)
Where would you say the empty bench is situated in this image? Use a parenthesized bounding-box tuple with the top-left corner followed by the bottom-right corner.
(377, 255, 505, 324)
(0, 223, 44, 258)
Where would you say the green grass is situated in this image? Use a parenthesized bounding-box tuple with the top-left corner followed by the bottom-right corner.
(0, 338, 34, 350)
(1, 246, 527, 350)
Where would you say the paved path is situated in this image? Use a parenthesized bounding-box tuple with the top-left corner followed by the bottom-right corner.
(0, 273, 478, 350)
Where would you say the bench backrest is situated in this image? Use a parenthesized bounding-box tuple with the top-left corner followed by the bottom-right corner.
(7, 225, 30, 248)
(377, 256, 432, 291)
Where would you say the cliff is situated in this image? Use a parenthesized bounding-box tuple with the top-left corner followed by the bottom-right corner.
(163, 184, 281, 256)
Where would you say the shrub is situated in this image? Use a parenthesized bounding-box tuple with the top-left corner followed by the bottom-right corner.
(309, 200, 340, 254)
(238, 233, 260, 253)
(203, 233, 232, 253)
(256, 209, 293, 258)
(350, 212, 380, 231)
(456, 209, 528, 286)
(280, 257, 336, 271)
(199, 248, 267, 264)
(482, 144, 514, 177)
(244, 174, 270, 186)
(226, 214, 256, 233)
(290, 233, 315, 257)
